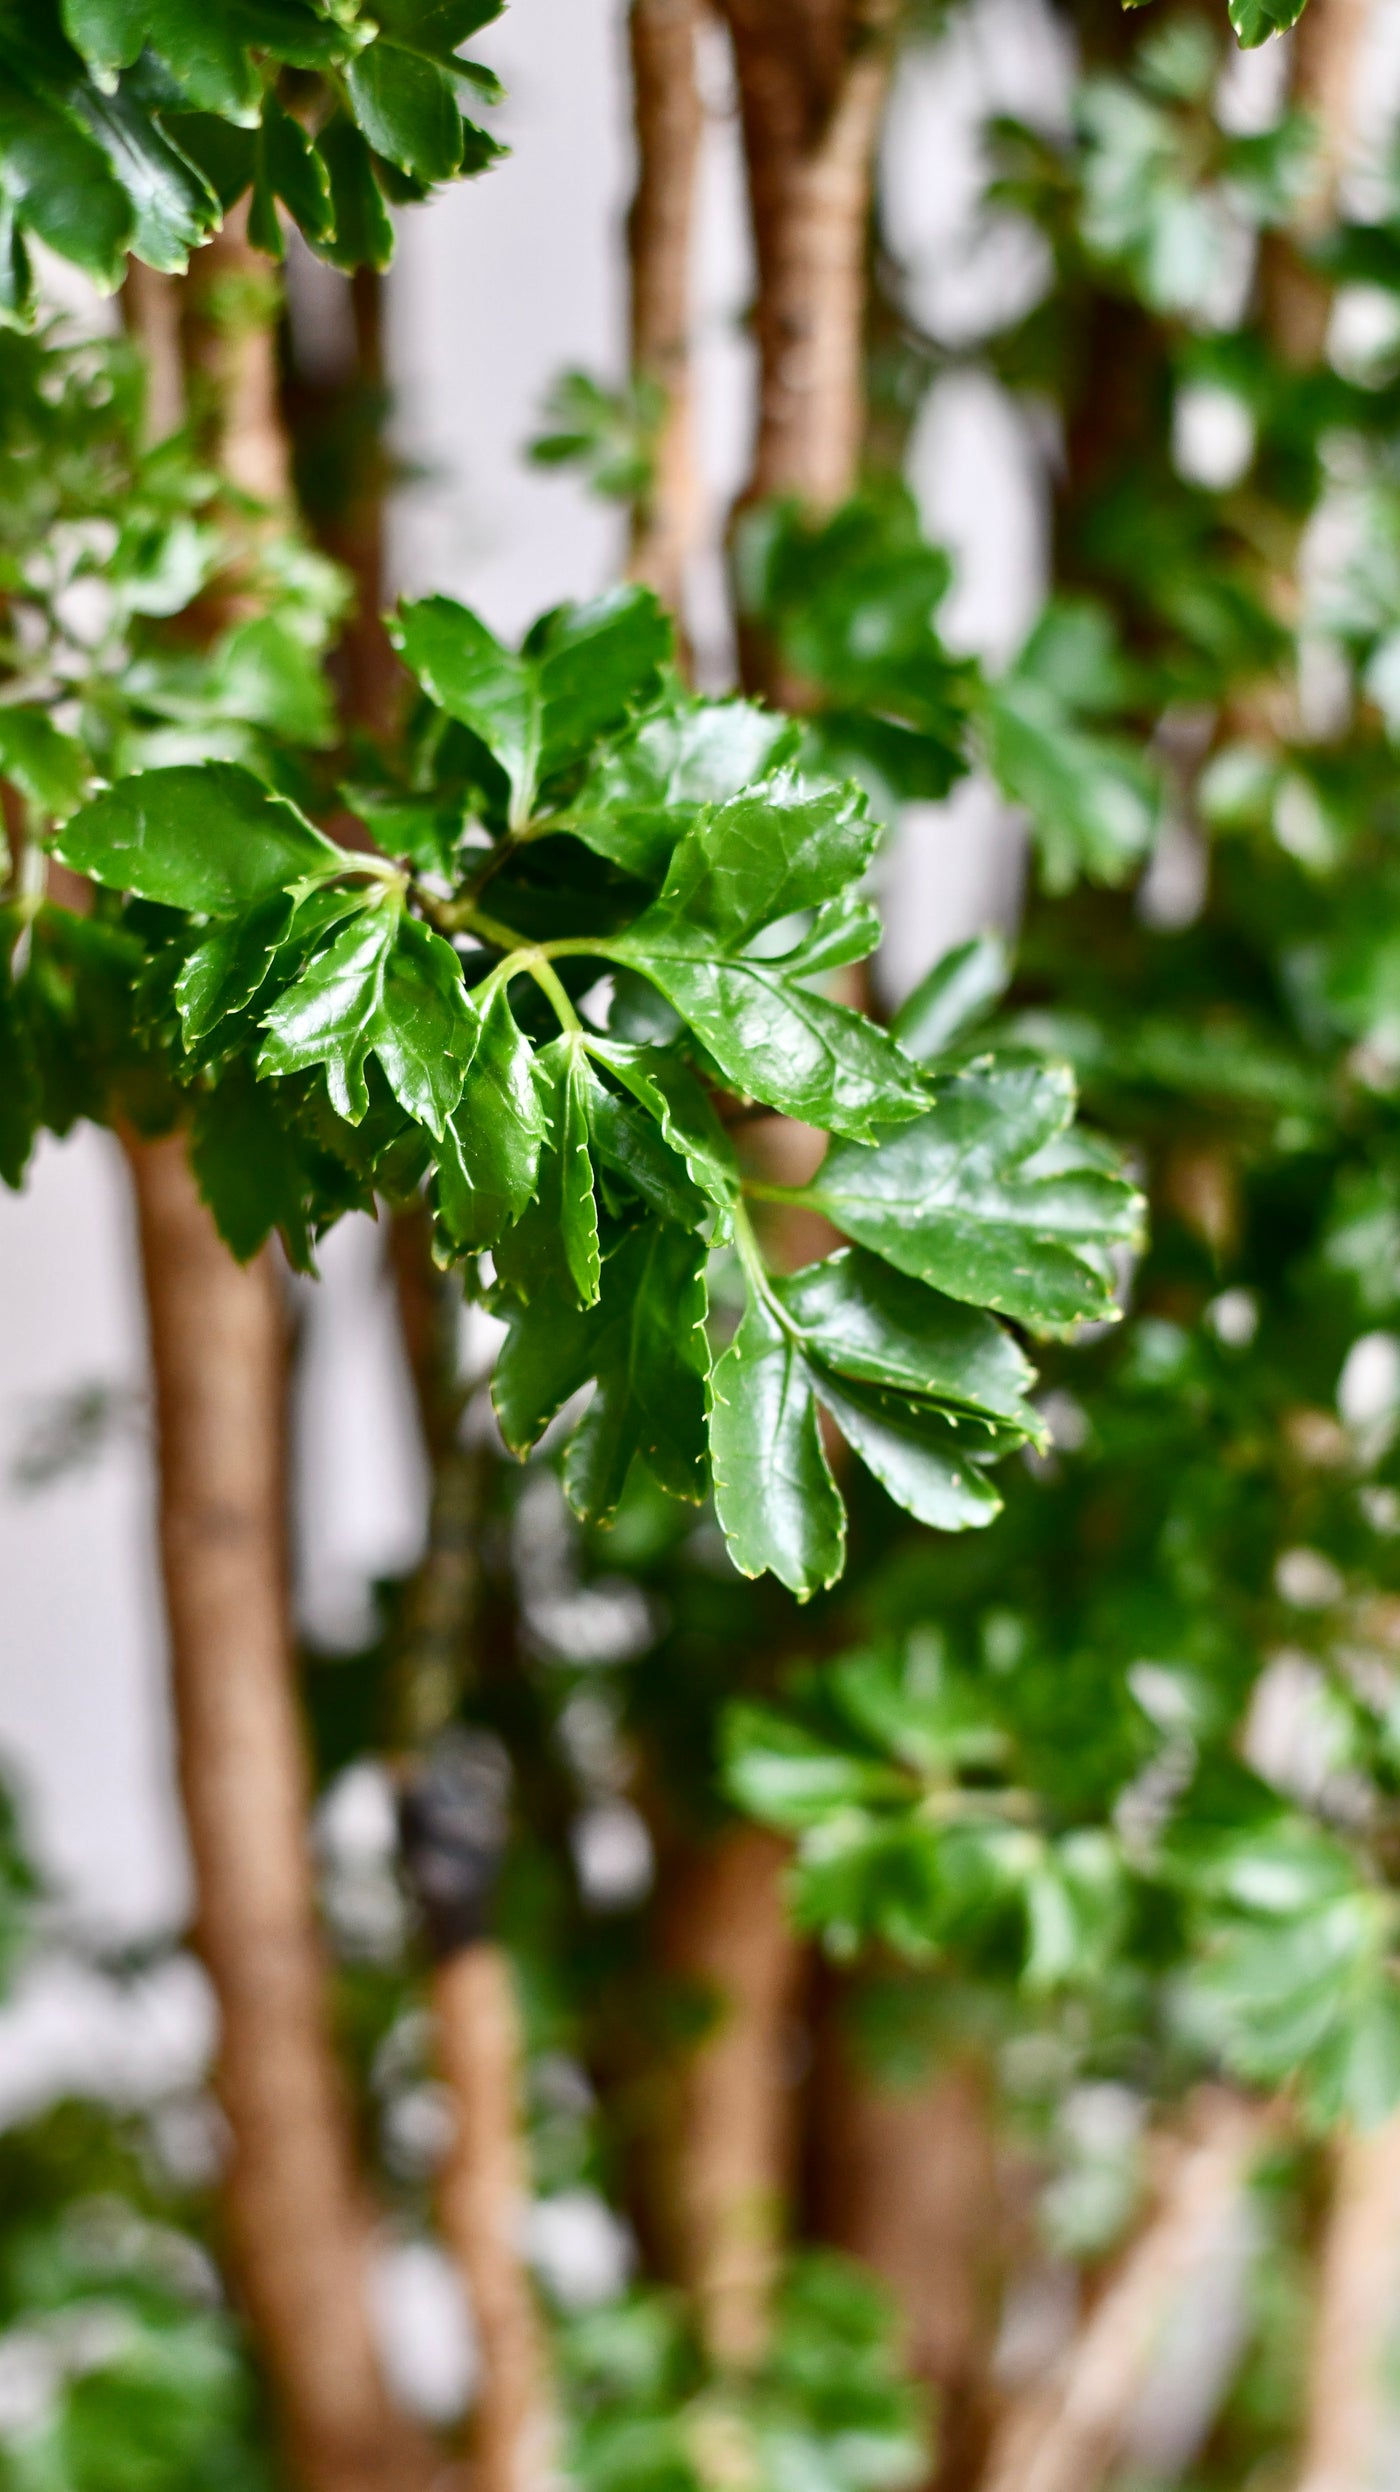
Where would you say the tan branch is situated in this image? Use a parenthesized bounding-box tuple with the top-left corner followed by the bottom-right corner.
(659, 1825, 806, 2369)
(627, 0, 705, 623)
(721, 0, 896, 515)
(126, 1136, 439, 2492)
(1296, 2113, 1400, 2492)
(979, 2089, 1272, 2492)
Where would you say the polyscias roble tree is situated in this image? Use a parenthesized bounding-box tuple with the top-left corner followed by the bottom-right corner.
(10, 0, 1400, 2489)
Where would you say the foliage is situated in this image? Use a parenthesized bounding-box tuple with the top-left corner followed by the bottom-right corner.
(0, 0, 503, 323)
(0, 541, 1140, 1595)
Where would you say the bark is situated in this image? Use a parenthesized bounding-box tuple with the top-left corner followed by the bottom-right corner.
(979, 2090, 1271, 2492)
(1261, 0, 1372, 366)
(434, 1944, 557, 2492)
(814, 2022, 1001, 2491)
(121, 246, 438, 2492)
(180, 197, 292, 505)
(660, 1826, 806, 2368)
(627, 0, 705, 623)
(722, 0, 896, 516)
(1297, 2113, 1400, 2491)
(126, 1137, 439, 2492)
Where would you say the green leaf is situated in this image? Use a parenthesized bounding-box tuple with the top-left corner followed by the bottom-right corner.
(774, 1248, 1041, 1432)
(346, 43, 463, 183)
(563, 1219, 709, 1520)
(255, 90, 333, 247)
(313, 110, 394, 271)
(709, 1293, 845, 1598)
(175, 888, 295, 1046)
(648, 773, 877, 951)
(373, 914, 470, 1138)
(394, 596, 536, 815)
(57, 764, 343, 915)
(892, 933, 1010, 1066)
(804, 1056, 1143, 1328)
(492, 1035, 600, 1308)
(142, 2, 260, 121)
(612, 932, 930, 1142)
(190, 1063, 313, 1267)
(0, 709, 90, 820)
(583, 1037, 737, 1215)
(566, 697, 797, 880)
(530, 587, 672, 782)
(395, 587, 669, 825)
(435, 983, 546, 1247)
(1228, 0, 1307, 44)
(494, 1217, 708, 1521)
(584, 1064, 709, 1230)
(258, 899, 396, 1123)
(985, 677, 1159, 893)
(812, 1372, 1004, 1533)
(258, 901, 468, 1134)
(61, 0, 149, 82)
(76, 80, 220, 272)
(551, 1036, 601, 1306)
(724, 1704, 910, 1828)
(0, 80, 133, 292)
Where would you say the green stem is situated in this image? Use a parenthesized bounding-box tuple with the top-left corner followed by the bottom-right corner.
(525, 953, 583, 1035)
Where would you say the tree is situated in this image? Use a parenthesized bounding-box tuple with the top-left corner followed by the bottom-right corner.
(4, 0, 1400, 2487)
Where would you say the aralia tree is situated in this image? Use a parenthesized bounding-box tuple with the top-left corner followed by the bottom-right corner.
(5, 1, 1400, 2490)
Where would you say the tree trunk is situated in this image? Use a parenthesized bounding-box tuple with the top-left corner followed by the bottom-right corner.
(979, 2090, 1271, 2492)
(1260, 0, 1372, 366)
(121, 230, 439, 2492)
(627, 0, 705, 623)
(434, 1944, 557, 2492)
(661, 1826, 807, 2369)
(1298, 2113, 1400, 2490)
(814, 2019, 1001, 2491)
(127, 1137, 439, 2492)
(722, 0, 895, 516)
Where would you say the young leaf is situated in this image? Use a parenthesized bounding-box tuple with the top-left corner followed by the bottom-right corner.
(258, 901, 469, 1135)
(435, 983, 546, 1248)
(258, 900, 396, 1123)
(530, 586, 671, 781)
(492, 1036, 600, 1309)
(709, 1293, 845, 1599)
(57, 763, 342, 915)
(649, 773, 877, 950)
(346, 42, 463, 185)
(566, 697, 799, 880)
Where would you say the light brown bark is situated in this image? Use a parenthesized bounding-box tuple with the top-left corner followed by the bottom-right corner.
(434, 1945, 557, 2492)
(1297, 2117, 1400, 2491)
(721, 0, 895, 514)
(661, 1826, 806, 2368)
(180, 195, 292, 505)
(126, 1135, 439, 2492)
(815, 2029, 1001, 2491)
(980, 2090, 1271, 2492)
(627, 0, 705, 622)
(1262, 0, 1372, 366)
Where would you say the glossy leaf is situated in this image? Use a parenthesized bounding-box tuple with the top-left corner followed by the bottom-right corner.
(709, 1294, 845, 1598)
(57, 763, 341, 915)
(804, 1056, 1143, 1328)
